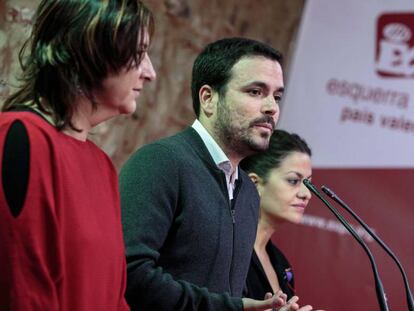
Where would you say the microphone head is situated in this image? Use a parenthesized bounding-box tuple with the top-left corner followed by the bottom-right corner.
(321, 185, 335, 198)
(321, 186, 334, 197)
(303, 178, 312, 186)
(303, 178, 315, 190)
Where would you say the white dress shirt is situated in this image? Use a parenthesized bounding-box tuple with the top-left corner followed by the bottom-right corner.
(192, 119, 239, 200)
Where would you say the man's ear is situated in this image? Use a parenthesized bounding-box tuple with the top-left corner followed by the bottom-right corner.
(199, 85, 217, 117)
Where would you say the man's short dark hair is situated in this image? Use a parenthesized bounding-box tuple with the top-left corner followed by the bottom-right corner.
(191, 37, 283, 117)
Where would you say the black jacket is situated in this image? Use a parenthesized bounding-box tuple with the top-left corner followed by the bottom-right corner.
(120, 127, 260, 311)
(244, 241, 295, 300)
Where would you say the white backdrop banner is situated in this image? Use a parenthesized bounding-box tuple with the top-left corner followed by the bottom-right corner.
(279, 0, 414, 168)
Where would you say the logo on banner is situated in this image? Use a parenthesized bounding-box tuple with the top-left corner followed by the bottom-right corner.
(376, 13, 414, 78)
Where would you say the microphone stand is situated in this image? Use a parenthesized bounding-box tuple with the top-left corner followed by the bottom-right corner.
(322, 185, 414, 311)
(303, 179, 389, 311)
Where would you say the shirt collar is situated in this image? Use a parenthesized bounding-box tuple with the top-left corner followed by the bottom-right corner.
(191, 119, 237, 176)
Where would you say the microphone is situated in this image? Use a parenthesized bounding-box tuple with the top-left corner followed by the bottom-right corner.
(321, 185, 414, 311)
(303, 179, 389, 311)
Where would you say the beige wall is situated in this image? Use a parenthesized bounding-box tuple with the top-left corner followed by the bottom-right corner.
(0, 0, 304, 169)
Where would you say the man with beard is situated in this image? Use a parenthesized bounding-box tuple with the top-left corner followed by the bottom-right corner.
(120, 37, 291, 311)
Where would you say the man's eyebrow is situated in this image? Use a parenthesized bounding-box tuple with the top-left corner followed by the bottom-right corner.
(244, 81, 284, 93)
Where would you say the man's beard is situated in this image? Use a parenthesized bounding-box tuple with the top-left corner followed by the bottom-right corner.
(214, 99, 275, 156)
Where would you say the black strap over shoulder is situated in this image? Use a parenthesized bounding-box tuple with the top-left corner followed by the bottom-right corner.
(2, 120, 30, 217)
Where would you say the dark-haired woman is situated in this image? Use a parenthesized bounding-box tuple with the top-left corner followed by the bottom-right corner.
(241, 130, 320, 311)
